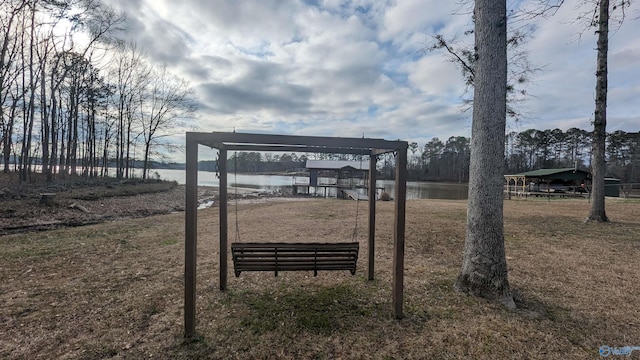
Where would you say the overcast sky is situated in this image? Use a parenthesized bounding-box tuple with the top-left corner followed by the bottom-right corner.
(104, 0, 639, 160)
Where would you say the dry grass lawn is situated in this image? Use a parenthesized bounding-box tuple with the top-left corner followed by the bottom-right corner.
(1, 196, 639, 359)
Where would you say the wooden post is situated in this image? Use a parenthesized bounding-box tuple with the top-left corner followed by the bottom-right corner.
(368, 154, 377, 281)
(393, 147, 407, 319)
(219, 149, 228, 291)
(546, 180, 551, 202)
(184, 135, 198, 338)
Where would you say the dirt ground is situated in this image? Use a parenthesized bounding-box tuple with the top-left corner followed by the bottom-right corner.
(0, 172, 195, 235)
(0, 172, 284, 235)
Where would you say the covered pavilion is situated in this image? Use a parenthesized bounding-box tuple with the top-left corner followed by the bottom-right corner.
(504, 168, 591, 198)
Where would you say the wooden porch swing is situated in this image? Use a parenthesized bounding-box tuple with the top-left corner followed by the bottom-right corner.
(184, 131, 408, 338)
(230, 151, 362, 277)
(231, 242, 360, 277)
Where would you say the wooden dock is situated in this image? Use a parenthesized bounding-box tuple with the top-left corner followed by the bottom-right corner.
(504, 190, 587, 199)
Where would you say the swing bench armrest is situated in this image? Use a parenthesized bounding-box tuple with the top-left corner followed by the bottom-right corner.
(231, 242, 359, 277)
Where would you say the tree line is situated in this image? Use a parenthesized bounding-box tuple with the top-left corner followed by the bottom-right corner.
(416, 128, 639, 183)
(1, 0, 195, 182)
(222, 127, 639, 184)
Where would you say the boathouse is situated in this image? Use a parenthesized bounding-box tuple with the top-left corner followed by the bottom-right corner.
(298, 160, 369, 199)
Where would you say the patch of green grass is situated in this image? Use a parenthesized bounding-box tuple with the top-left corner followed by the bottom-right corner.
(1, 247, 54, 260)
(505, 234, 525, 245)
(160, 238, 178, 246)
(81, 343, 119, 358)
(435, 211, 467, 221)
(307, 209, 339, 220)
(617, 198, 640, 203)
(115, 237, 140, 250)
(428, 277, 456, 293)
(235, 283, 379, 335)
(545, 305, 572, 323)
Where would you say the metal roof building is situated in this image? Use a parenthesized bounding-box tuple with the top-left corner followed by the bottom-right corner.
(504, 168, 591, 198)
(507, 168, 591, 181)
(305, 160, 369, 171)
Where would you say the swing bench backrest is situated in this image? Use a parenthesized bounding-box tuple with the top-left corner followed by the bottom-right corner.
(231, 242, 359, 277)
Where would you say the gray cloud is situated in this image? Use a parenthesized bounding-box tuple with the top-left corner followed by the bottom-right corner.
(198, 82, 312, 114)
(101, 0, 640, 162)
(195, 57, 314, 115)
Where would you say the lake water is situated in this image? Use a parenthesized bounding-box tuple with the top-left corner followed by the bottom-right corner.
(151, 168, 469, 200)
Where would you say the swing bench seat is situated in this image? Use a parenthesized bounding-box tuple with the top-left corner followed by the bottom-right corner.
(231, 242, 359, 277)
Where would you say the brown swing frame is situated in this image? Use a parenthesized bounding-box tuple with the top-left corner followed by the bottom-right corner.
(184, 131, 408, 338)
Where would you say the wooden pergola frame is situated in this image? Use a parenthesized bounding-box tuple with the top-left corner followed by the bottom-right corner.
(184, 131, 408, 338)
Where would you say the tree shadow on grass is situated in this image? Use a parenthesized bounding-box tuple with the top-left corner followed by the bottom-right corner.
(511, 287, 592, 347)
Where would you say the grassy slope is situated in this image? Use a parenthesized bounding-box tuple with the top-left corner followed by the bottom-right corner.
(1, 198, 639, 359)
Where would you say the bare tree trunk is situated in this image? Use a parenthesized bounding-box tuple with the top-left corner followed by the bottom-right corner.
(20, 2, 37, 182)
(117, 106, 124, 178)
(142, 141, 150, 179)
(1, 2, 28, 173)
(70, 80, 79, 175)
(87, 73, 97, 178)
(125, 113, 131, 178)
(102, 124, 110, 177)
(64, 84, 73, 175)
(40, 47, 50, 179)
(587, 0, 609, 222)
(455, 0, 515, 309)
(59, 103, 66, 176)
(3, 93, 19, 172)
(47, 83, 58, 180)
(51, 95, 62, 178)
